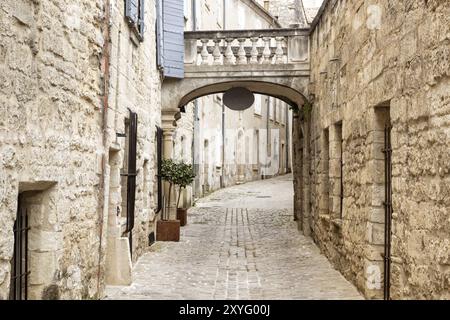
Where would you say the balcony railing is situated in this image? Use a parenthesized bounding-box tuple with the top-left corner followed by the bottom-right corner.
(184, 28, 309, 66)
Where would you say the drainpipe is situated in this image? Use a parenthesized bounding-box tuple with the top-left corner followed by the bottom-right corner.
(220, 1, 226, 188)
(192, 0, 197, 31)
(265, 97, 270, 179)
(193, 100, 200, 198)
(221, 103, 225, 188)
(97, 0, 111, 297)
(223, 0, 226, 29)
(191, 0, 197, 199)
(286, 105, 290, 173)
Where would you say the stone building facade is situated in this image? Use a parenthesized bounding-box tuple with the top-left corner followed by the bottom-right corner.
(0, 0, 162, 299)
(293, 0, 450, 299)
(2, 0, 448, 301)
(177, 0, 294, 204)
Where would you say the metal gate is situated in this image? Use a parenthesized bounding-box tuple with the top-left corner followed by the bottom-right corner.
(9, 195, 30, 300)
(383, 124, 392, 300)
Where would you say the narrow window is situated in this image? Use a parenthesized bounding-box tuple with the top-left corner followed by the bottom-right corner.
(322, 128, 330, 216)
(336, 122, 343, 219)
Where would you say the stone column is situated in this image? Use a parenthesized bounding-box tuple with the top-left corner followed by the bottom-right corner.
(161, 109, 178, 220)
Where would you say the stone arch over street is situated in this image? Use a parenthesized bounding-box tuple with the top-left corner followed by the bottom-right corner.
(163, 79, 310, 115)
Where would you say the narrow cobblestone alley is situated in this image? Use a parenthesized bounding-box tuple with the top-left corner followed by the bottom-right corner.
(105, 175, 363, 300)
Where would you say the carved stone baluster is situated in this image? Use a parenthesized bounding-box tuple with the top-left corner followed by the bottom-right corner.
(237, 38, 247, 64)
(212, 39, 222, 65)
(261, 37, 271, 64)
(200, 39, 209, 65)
(275, 37, 285, 64)
(224, 38, 234, 65)
(249, 37, 259, 64)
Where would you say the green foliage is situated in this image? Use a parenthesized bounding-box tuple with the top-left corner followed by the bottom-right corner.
(161, 159, 177, 184)
(288, 101, 313, 118)
(161, 159, 197, 209)
(302, 100, 313, 119)
(173, 162, 196, 189)
(161, 159, 196, 187)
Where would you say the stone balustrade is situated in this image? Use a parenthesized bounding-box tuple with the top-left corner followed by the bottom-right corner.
(184, 28, 309, 66)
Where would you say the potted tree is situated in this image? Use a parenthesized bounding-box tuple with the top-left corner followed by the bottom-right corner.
(174, 162, 196, 226)
(156, 159, 180, 242)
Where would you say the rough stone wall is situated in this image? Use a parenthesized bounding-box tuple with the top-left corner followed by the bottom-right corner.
(294, 0, 450, 299)
(0, 0, 161, 299)
(106, 0, 161, 265)
(95, 0, 163, 294)
(0, 0, 105, 299)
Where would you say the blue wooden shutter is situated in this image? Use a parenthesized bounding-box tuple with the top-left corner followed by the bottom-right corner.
(125, 0, 139, 24)
(138, 0, 145, 39)
(162, 0, 185, 78)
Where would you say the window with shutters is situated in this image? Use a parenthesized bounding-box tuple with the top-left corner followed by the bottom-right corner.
(125, 0, 145, 42)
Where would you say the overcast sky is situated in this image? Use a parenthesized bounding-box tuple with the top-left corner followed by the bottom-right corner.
(303, 0, 324, 8)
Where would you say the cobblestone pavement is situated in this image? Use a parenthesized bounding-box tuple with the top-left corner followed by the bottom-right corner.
(105, 174, 363, 300)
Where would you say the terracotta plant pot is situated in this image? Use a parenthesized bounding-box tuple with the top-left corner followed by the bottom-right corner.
(156, 220, 180, 242)
(177, 208, 187, 226)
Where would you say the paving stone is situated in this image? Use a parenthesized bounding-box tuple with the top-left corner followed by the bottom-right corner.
(105, 175, 363, 300)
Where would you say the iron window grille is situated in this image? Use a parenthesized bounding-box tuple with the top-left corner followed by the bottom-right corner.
(9, 195, 30, 300)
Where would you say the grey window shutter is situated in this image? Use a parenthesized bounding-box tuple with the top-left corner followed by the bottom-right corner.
(138, 0, 145, 39)
(125, 0, 139, 24)
(162, 0, 184, 78)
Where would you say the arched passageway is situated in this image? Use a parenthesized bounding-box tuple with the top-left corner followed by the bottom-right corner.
(160, 78, 310, 212)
